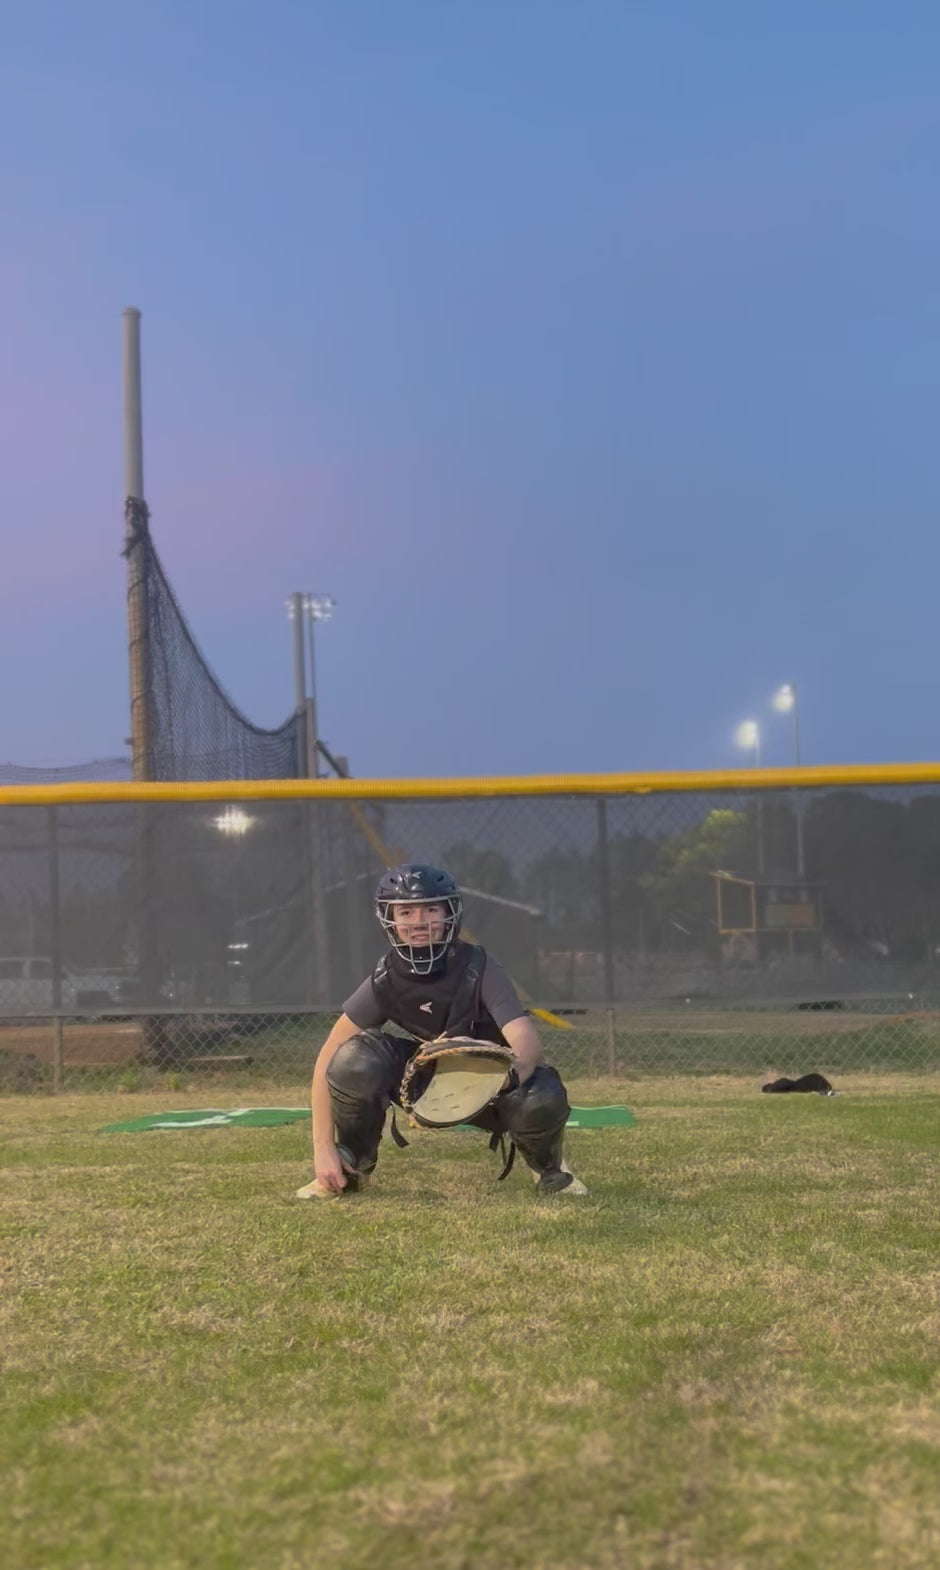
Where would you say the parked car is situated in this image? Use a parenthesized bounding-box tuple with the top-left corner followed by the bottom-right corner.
(69, 969, 136, 1013)
(0, 959, 132, 1016)
(0, 958, 73, 1015)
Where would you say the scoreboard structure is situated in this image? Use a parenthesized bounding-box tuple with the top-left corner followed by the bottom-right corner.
(711, 871, 823, 960)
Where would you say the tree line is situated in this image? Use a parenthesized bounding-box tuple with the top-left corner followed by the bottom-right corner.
(2, 788, 938, 979)
(441, 789, 940, 962)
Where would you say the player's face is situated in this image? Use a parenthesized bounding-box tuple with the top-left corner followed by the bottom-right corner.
(392, 901, 448, 945)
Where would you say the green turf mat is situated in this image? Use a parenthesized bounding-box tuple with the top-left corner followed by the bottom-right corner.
(565, 1104, 636, 1128)
(100, 1104, 636, 1133)
(100, 1108, 307, 1132)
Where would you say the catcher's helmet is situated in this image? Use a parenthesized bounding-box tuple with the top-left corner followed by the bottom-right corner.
(375, 864, 463, 974)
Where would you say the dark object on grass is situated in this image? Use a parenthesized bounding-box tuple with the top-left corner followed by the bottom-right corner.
(762, 1073, 836, 1096)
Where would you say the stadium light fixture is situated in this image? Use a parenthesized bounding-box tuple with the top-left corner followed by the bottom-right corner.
(285, 594, 335, 623)
(771, 684, 802, 765)
(303, 594, 336, 624)
(213, 806, 256, 836)
(735, 720, 764, 875)
(734, 720, 760, 763)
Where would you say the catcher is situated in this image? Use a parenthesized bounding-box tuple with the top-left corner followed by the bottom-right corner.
(297, 863, 588, 1199)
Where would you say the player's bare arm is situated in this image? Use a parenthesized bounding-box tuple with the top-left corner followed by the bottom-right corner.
(310, 1013, 364, 1190)
(500, 1013, 542, 1084)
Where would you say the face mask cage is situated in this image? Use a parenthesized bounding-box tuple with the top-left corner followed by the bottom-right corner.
(376, 895, 462, 975)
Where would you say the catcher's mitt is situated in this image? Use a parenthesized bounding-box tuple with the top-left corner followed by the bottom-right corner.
(400, 1037, 516, 1128)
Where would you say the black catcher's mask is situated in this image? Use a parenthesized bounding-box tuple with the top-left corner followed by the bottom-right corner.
(375, 864, 463, 975)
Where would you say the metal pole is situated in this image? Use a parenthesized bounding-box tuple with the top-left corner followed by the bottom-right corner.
(305, 610, 319, 779)
(122, 308, 144, 500)
(596, 800, 618, 1069)
(289, 593, 330, 1002)
(755, 735, 765, 875)
(47, 806, 64, 1093)
(289, 593, 307, 776)
(123, 308, 151, 782)
(336, 754, 365, 986)
(793, 689, 805, 877)
(595, 799, 615, 1003)
(122, 309, 161, 1062)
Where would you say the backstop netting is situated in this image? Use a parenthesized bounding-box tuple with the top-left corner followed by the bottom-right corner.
(0, 760, 132, 784)
(140, 534, 302, 782)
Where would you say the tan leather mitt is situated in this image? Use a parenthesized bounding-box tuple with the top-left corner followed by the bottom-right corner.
(399, 1036, 516, 1128)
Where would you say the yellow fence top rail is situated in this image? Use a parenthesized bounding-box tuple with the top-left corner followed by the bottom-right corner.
(3, 763, 940, 806)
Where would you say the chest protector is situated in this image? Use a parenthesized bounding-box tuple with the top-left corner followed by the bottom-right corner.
(370, 941, 505, 1046)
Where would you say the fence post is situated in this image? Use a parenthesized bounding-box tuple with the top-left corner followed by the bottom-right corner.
(606, 1006, 616, 1075)
(335, 756, 365, 990)
(307, 792, 331, 1004)
(596, 799, 615, 1000)
(596, 799, 617, 1074)
(47, 805, 64, 1093)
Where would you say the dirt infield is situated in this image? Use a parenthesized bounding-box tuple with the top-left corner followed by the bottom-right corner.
(0, 1022, 143, 1066)
(562, 1006, 940, 1036)
(1, 1005, 936, 1072)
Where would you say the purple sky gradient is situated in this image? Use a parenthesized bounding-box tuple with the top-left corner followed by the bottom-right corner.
(2, 1, 940, 775)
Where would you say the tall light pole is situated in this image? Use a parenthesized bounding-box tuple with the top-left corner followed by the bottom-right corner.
(122, 307, 151, 783)
(212, 807, 257, 1004)
(773, 683, 804, 877)
(735, 719, 765, 875)
(285, 593, 335, 775)
(286, 594, 307, 777)
(285, 593, 336, 1002)
(303, 594, 336, 777)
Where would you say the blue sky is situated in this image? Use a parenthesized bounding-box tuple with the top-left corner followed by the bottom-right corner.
(2, 1, 939, 776)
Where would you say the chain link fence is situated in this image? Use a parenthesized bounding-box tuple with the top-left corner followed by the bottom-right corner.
(2, 777, 940, 1090)
(2, 998, 939, 1096)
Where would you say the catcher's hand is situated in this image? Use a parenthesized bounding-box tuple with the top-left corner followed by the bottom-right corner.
(400, 1036, 516, 1128)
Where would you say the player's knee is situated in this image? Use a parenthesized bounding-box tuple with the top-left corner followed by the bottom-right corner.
(501, 1064, 570, 1136)
(327, 1032, 394, 1104)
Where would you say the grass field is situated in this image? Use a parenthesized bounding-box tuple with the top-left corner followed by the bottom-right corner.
(2, 1075, 939, 1569)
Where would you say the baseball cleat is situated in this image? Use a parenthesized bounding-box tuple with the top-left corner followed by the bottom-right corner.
(295, 1173, 369, 1199)
(534, 1158, 589, 1196)
(295, 1177, 339, 1199)
(295, 1149, 370, 1199)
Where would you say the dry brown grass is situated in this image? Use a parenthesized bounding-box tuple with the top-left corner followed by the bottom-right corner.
(2, 1076, 939, 1569)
